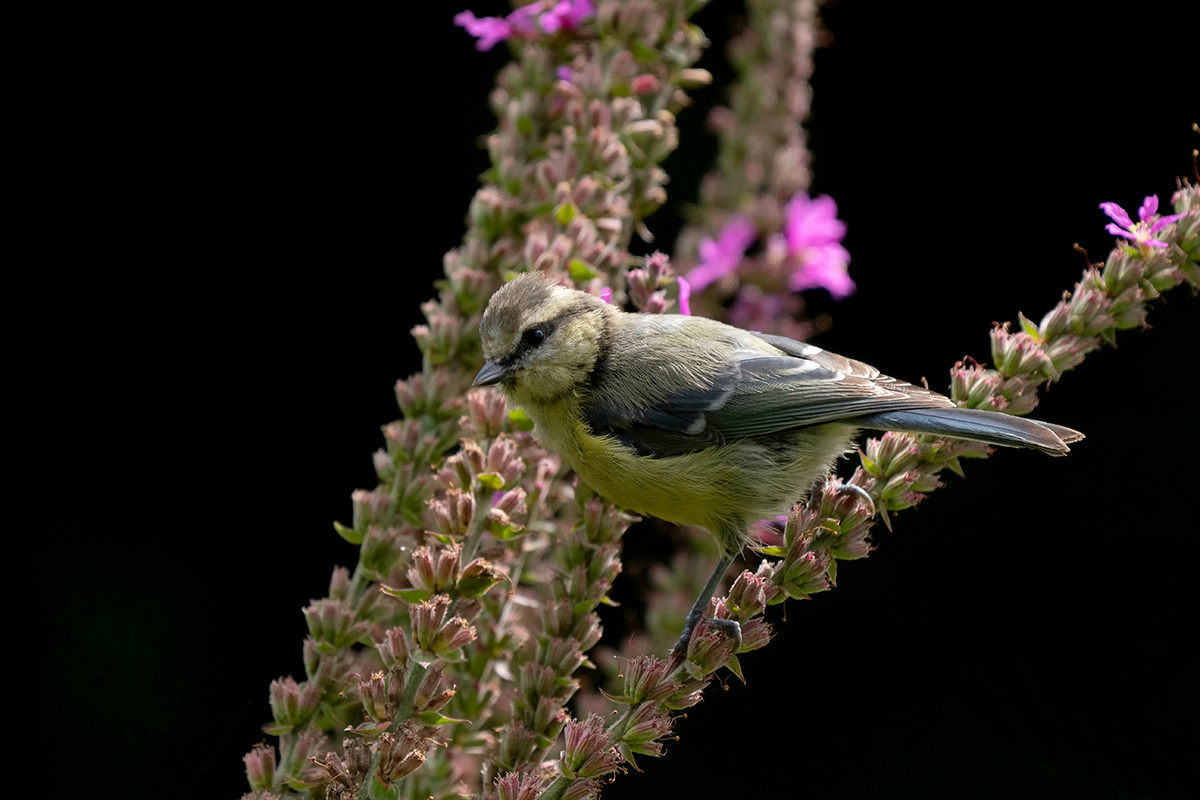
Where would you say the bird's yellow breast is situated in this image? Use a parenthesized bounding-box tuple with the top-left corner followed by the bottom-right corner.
(527, 401, 744, 533)
(524, 397, 855, 546)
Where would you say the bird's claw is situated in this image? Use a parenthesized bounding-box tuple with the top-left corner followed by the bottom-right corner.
(706, 618, 742, 651)
(835, 481, 876, 517)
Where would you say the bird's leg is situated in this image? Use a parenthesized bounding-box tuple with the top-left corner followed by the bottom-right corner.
(670, 552, 739, 658)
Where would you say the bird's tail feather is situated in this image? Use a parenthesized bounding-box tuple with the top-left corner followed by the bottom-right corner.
(851, 408, 1084, 456)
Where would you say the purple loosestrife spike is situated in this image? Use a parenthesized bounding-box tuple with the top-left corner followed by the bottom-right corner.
(781, 192, 854, 297)
(687, 215, 756, 291)
(1100, 195, 1184, 249)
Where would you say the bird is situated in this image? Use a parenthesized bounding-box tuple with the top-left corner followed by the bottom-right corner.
(472, 271, 1083, 657)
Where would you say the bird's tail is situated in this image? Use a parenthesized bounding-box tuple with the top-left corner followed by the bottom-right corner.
(851, 407, 1084, 456)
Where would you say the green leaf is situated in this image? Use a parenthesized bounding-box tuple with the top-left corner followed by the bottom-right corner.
(262, 722, 294, 736)
(369, 776, 401, 800)
(1018, 311, 1040, 339)
(492, 523, 526, 541)
(380, 584, 431, 603)
(508, 408, 534, 432)
(555, 202, 577, 225)
(477, 472, 504, 491)
(416, 711, 468, 726)
(725, 655, 745, 682)
(333, 521, 363, 545)
(346, 720, 392, 736)
(568, 259, 597, 281)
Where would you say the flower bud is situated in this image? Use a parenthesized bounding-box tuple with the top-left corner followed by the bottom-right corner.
(243, 744, 276, 790)
(618, 655, 670, 705)
(377, 721, 429, 783)
(303, 598, 365, 650)
(738, 619, 772, 652)
(351, 487, 393, 532)
(408, 544, 461, 595)
(413, 663, 456, 714)
(538, 636, 584, 675)
(494, 771, 543, 800)
(462, 388, 510, 440)
(268, 676, 319, 729)
(486, 436, 526, 486)
(726, 570, 767, 618)
(359, 670, 390, 721)
(685, 618, 737, 674)
(376, 627, 409, 671)
(432, 616, 477, 656)
(561, 715, 621, 779)
(457, 557, 504, 598)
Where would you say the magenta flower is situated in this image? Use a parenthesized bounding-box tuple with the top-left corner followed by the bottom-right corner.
(1100, 195, 1183, 249)
(452, 11, 511, 51)
(779, 193, 853, 298)
(541, 0, 594, 33)
(687, 216, 756, 291)
(455, 1, 594, 51)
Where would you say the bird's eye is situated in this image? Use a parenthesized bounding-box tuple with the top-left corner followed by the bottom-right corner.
(523, 327, 546, 347)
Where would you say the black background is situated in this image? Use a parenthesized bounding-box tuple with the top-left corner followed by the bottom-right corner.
(16, 2, 1198, 798)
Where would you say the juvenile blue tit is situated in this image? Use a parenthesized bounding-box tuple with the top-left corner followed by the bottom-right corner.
(473, 272, 1083, 654)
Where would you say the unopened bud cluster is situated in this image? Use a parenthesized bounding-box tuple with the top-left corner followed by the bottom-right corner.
(625, 250, 686, 313)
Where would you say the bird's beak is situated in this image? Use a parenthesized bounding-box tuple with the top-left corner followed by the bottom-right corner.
(473, 359, 512, 386)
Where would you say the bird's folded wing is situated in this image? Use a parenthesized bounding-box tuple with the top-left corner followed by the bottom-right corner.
(585, 331, 954, 457)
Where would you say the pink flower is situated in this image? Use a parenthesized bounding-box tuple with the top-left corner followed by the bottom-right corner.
(455, 1, 594, 51)
(541, 0, 594, 33)
(452, 11, 511, 51)
(780, 193, 853, 298)
(676, 276, 691, 315)
(1100, 195, 1183, 249)
(687, 215, 756, 291)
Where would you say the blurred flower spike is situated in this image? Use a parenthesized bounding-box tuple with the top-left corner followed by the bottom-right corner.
(455, 0, 595, 52)
(778, 193, 854, 298)
(1100, 195, 1184, 250)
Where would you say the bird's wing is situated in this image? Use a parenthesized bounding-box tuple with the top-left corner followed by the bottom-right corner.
(584, 327, 955, 457)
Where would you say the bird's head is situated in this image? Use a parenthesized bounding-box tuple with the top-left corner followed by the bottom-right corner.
(474, 272, 612, 405)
